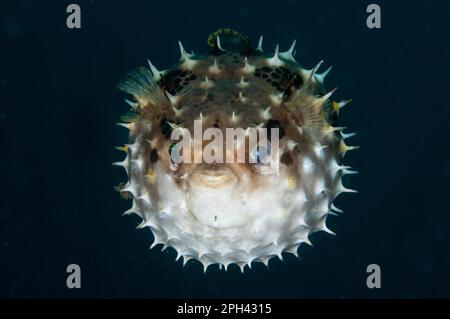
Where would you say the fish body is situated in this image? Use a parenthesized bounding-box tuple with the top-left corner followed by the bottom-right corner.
(115, 29, 358, 272)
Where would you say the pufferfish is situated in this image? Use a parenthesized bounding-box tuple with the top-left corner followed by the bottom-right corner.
(114, 29, 358, 272)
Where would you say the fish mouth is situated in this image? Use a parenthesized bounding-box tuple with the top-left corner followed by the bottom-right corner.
(189, 164, 238, 189)
(186, 164, 248, 228)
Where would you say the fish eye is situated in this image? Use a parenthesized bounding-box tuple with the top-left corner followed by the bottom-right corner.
(168, 143, 181, 168)
(251, 143, 271, 165)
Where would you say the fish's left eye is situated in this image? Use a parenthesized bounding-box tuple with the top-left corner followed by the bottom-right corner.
(168, 143, 181, 169)
(251, 144, 271, 165)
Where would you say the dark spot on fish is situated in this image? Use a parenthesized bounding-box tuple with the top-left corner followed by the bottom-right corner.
(150, 149, 159, 163)
(171, 69, 182, 77)
(275, 73, 304, 97)
(265, 119, 286, 140)
(275, 68, 283, 75)
(160, 68, 193, 94)
(280, 152, 294, 166)
(279, 67, 290, 74)
(187, 74, 198, 81)
(271, 72, 281, 79)
(160, 118, 173, 140)
(293, 74, 304, 87)
(262, 73, 268, 79)
(262, 66, 272, 73)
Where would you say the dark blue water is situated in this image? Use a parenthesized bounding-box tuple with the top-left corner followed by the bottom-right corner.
(1, 0, 449, 298)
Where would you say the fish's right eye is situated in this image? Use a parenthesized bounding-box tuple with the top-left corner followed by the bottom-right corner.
(168, 143, 181, 170)
(168, 143, 177, 162)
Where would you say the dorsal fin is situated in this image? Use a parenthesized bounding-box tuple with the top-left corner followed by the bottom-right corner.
(207, 28, 250, 54)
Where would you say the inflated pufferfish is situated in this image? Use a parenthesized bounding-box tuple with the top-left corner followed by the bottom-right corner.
(114, 29, 358, 272)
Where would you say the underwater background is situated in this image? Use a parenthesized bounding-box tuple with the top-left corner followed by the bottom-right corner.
(1, 0, 449, 298)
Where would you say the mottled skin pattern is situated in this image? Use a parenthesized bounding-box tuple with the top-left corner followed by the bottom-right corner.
(115, 31, 357, 271)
